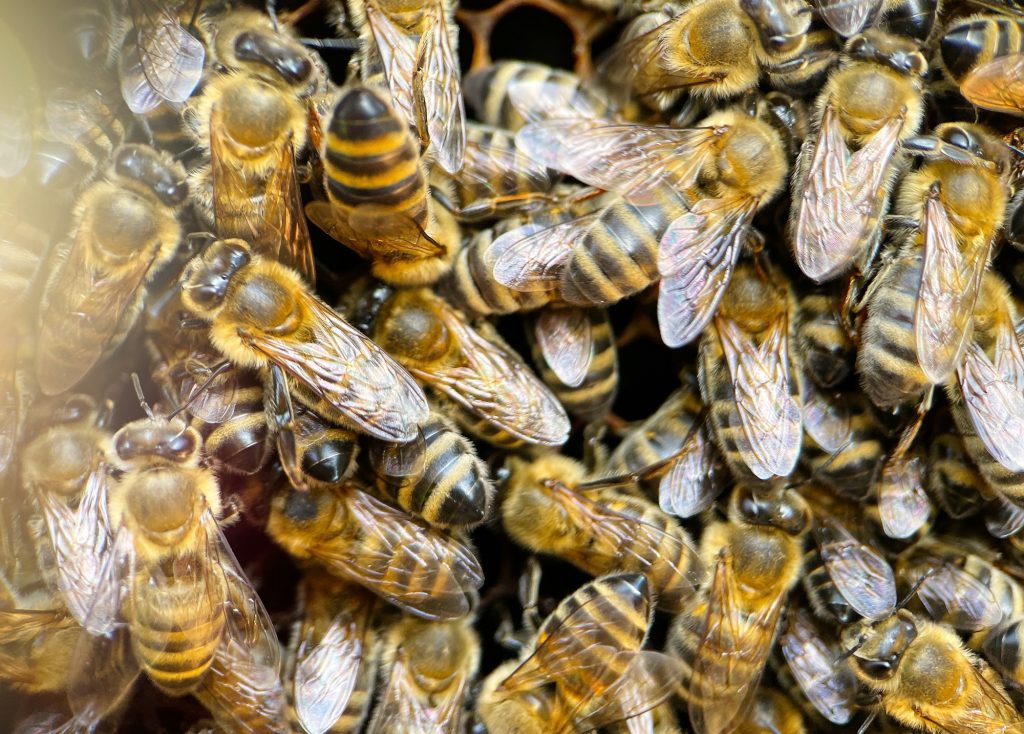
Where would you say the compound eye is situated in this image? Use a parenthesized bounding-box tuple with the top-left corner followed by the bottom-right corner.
(858, 657, 893, 679)
(945, 127, 974, 151)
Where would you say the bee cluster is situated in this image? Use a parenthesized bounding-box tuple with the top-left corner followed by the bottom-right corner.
(6, 0, 1024, 731)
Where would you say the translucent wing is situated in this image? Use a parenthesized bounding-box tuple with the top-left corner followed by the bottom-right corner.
(170, 352, 239, 425)
(45, 87, 118, 148)
(689, 550, 784, 734)
(534, 306, 593, 388)
(307, 486, 483, 620)
(118, 28, 162, 114)
(793, 105, 903, 282)
(917, 563, 1003, 632)
(36, 229, 160, 396)
(38, 463, 113, 626)
(506, 78, 611, 123)
(67, 527, 140, 725)
(658, 426, 721, 518)
(718, 314, 803, 480)
(195, 637, 286, 733)
(491, 215, 600, 292)
(364, 1, 418, 128)
(986, 491, 1024, 539)
(571, 651, 685, 732)
(305, 200, 445, 261)
(212, 124, 316, 285)
(817, 518, 896, 620)
(780, 611, 857, 724)
(959, 54, 1024, 117)
(657, 197, 756, 348)
(915, 185, 989, 383)
(412, 305, 570, 446)
(414, 0, 465, 174)
(0, 349, 21, 475)
(811, 0, 884, 36)
(457, 126, 555, 207)
(241, 293, 428, 443)
(877, 455, 931, 539)
(369, 650, 469, 733)
(957, 332, 1024, 473)
(516, 122, 723, 205)
(123, 0, 205, 111)
(803, 386, 852, 454)
(294, 616, 363, 734)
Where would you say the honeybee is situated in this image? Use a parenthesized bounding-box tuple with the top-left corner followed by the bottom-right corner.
(875, 448, 932, 540)
(735, 687, 807, 734)
(594, 0, 810, 110)
(179, 238, 429, 445)
(497, 101, 790, 348)
(464, 61, 624, 133)
(699, 260, 803, 484)
(947, 272, 1024, 502)
(65, 412, 282, 730)
(367, 614, 479, 732)
(285, 570, 380, 734)
(527, 306, 619, 422)
(857, 122, 1014, 406)
(802, 389, 887, 499)
(789, 30, 927, 283)
(306, 86, 461, 287)
(780, 609, 859, 725)
(266, 480, 483, 620)
(364, 286, 570, 448)
(434, 123, 559, 222)
(841, 610, 1024, 734)
(368, 411, 493, 530)
(19, 395, 113, 627)
(42, 86, 126, 172)
(940, 11, 1024, 117)
(668, 485, 810, 734)
(477, 573, 684, 733)
(501, 452, 705, 613)
(146, 288, 274, 477)
(602, 380, 725, 519)
(343, 0, 465, 172)
(812, 511, 898, 621)
(113, 0, 206, 114)
(35, 144, 188, 396)
(928, 430, 988, 520)
(796, 289, 855, 389)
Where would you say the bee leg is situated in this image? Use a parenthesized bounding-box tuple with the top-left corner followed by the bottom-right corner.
(582, 421, 609, 474)
(518, 555, 543, 635)
(892, 386, 934, 460)
(265, 365, 310, 492)
(266, 0, 280, 31)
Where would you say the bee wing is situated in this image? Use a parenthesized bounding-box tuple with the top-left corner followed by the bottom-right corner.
(491, 215, 600, 293)
(241, 292, 429, 443)
(305, 199, 445, 261)
(917, 563, 1004, 632)
(811, 0, 883, 37)
(67, 527, 140, 725)
(44, 87, 117, 148)
(877, 455, 931, 539)
(414, 0, 465, 173)
(719, 314, 803, 480)
(194, 635, 288, 734)
(413, 310, 570, 445)
(960, 54, 1024, 117)
(689, 550, 784, 734)
(174, 354, 239, 424)
(794, 105, 903, 282)
(803, 386, 852, 454)
(458, 128, 556, 201)
(659, 426, 722, 518)
(918, 663, 1023, 734)
(308, 487, 483, 620)
(507, 78, 611, 123)
(780, 611, 857, 725)
(534, 306, 594, 388)
(369, 650, 469, 733)
(986, 491, 1024, 539)
(572, 651, 685, 732)
(294, 615, 365, 734)
(38, 463, 113, 626)
(915, 186, 990, 384)
(36, 230, 160, 396)
(817, 519, 896, 620)
(957, 334, 1024, 473)
(516, 122, 722, 205)
(121, 0, 204, 112)
(657, 197, 755, 348)
(364, 2, 418, 128)
(549, 482, 705, 595)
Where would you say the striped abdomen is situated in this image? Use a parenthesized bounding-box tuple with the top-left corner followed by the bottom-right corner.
(294, 406, 359, 489)
(802, 546, 856, 625)
(952, 399, 1024, 501)
(198, 373, 271, 476)
(856, 250, 929, 411)
(452, 125, 557, 217)
(928, 432, 987, 519)
(323, 87, 427, 226)
(448, 401, 525, 450)
(941, 15, 1024, 83)
(983, 618, 1024, 686)
(529, 309, 618, 421)
(463, 62, 600, 132)
(561, 192, 690, 307)
(801, 395, 884, 500)
(382, 415, 490, 529)
(796, 291, 854, 389)
(132, 567, 225, 695)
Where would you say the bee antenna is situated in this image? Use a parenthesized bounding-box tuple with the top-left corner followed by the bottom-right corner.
(167, 360, 233, 420)
(895, 569, 936, 611)
(834, 635, 865, 664)
(131, 373, 156, 421)
(856, 710, 878, 734)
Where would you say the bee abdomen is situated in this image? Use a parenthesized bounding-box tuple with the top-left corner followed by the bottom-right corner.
(133, 596, 224, 695)
(983, 619, 1024, 683)
(953, 402, 1024, 500)
(530, 312, 618, 421)
(941, 15, 1024, 82)
(441, 229, 549, 316)
(802, 548, 856, 624)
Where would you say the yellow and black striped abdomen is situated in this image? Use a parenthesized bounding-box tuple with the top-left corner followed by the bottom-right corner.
(927, 431, 987, 519)
(800, 396, 884, 501)
(802, 546, 856, 625)
(131, 569, 225, 696)
(952, 399, 1024, 501)
(856, 249, 929, 411)
(198, 375, 272, 476)
(561, 191, 689, 307)
(323, 87, 427, 225)
(941, 14, 1024, 83)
